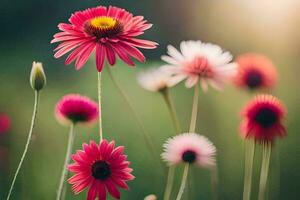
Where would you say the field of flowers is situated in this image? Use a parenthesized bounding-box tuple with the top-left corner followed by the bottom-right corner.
(0, 1, 299, 200)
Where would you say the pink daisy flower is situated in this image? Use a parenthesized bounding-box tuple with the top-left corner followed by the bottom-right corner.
(51, 6, 158, 71)
(55, 94, 98, 126)
(240, 95, 286, 142)
(68, 140, 134, 200)
(161, 133, 216, 167)
(0, 113, 11, 134)
(234, 53, 278, 90)
(161, 40, 237, 90)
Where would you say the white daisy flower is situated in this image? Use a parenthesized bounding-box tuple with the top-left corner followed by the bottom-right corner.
(161, 40, 237, 91)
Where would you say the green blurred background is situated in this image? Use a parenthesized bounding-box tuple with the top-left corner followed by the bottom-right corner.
(0, 0, 299, 199)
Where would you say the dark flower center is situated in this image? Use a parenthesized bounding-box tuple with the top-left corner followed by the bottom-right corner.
(67, 113, 88, 123)
(246, 70, 263, 89)
(255, 107, 278, 128)
(91, 161, 111, 180)
(84, 17, 123, 39)
(182, 150, 196, 163)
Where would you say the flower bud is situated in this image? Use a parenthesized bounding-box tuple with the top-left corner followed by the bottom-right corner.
(144, 194, 157, 200)
(30, 62, 46, 91)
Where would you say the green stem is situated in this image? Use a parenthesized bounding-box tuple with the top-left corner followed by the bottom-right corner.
(106, 67, 161, 170)
(243, 140, 255, 200)
(161, 89, 181, 200)
(163, 166, 175, 200)
(211, 165, 219, 200)
(189, 83, 199, 132)
(161, 89, 181, 134)
(258, 142, 272, 200)
(97, 72, 103, 141)
(6, 91, 40, 200)
(56, 124, 76, 200)
(175, 164, 189, 200)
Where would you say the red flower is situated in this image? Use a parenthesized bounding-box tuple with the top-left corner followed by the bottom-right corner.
(52, 6, 157, 71)
(234, 53, 277, 90)
(240, 95, 286, 142)
(0, 113, 10, 134)
(68, 140, 134, 200)
(55, 94, 98, 126)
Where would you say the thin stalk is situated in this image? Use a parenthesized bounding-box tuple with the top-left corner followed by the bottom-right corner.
(270, 145, 280, 200)
(258, 142, 272, 200)
(6, 91, 40, 200)
(106, 67, 160, 169)
(161, 89, 181, 200)
(161, 89, 181, 134)
(243, 140, 255, 200)
(56, 124, 76, 200)
(97, 72, 103, 141)
(163, 166, 175, 200)
(189, 83, 199, 132)
(211, 165, 219, 200)
(175, 164, 189, 200)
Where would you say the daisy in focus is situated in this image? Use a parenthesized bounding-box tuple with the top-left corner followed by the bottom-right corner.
(55, 94, 98, 126)
(0, 113, 10, 134)
(137, 67, 179, 92)
(234, 53, 278, 90)
(52, 6, 158, 71)
(161, 40, 237, 90)
(240, 95, 286, 142)
(68, 140, 134, 200)
(161, 133, 216, 167)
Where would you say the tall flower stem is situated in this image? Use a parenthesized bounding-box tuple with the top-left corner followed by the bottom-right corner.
(163, 166, 176, 200)
(243, 140, 255, 200)
(106, 67, 161, 169)
(161, 89, 181, 134)
(175, 164, 190, 200)
(56, 123, 76, 200)
(161, 89, 181, 200)
(6, 91, 40, 200)
(189, 83, 199, 133)
(258, 142, 272, 200)
(211, 165, 219, 200)
(97, 72, 103, 141)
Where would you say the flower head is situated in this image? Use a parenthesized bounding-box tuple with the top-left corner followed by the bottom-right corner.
(144, 194, 157, 200)
(30, 61, 46, 91)
(68, 140, 134, 200)
(137, 68, 179, 92)
(52, 6, 158, 71)
(0, 113, 10, 134)
(161, 133, 216, 167)
(233, 53, 277, 90)
(55, 94, 98, 126)
(161, 41, 237, 90)
(240, 95, 286, 142)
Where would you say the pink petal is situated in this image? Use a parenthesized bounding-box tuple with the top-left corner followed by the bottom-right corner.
(96, 44, 106, 72)
(87, 182, 98, 200)
(122, 38, 158, 49)
(105, 180, 121, 199)
(111, 44, 135, 66)
(65, 42, 92, 66)
(118, 42, 145, 63)
(111, 177, 129, 190)
(75, 42, 96, 70)
(105, 44, 116, 66)
(97, 182, 107, 200)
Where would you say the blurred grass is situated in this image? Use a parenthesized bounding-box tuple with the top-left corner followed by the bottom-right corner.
(0, 58, 299, 199)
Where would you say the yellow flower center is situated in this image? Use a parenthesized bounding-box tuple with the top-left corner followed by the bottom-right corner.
(90, 17, 117, 30)
(84, 17, 123, 39)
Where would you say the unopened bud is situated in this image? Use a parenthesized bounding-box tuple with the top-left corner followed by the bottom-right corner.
(30, 61, 46, 91)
